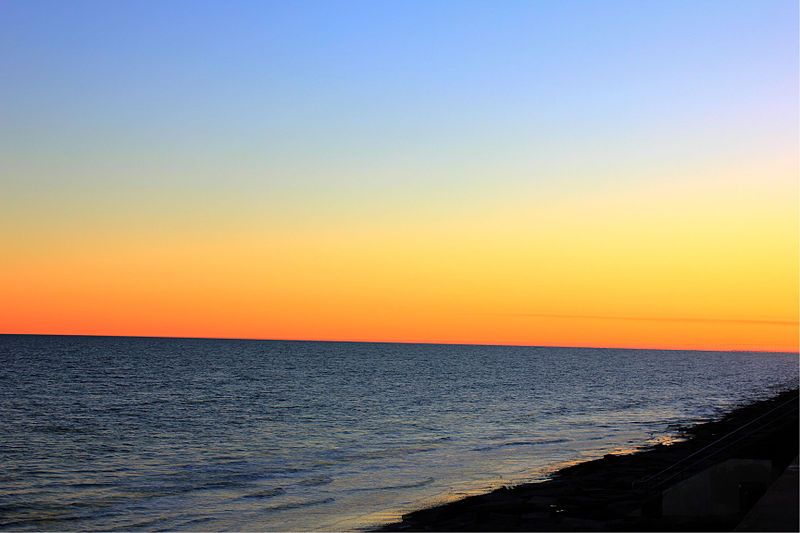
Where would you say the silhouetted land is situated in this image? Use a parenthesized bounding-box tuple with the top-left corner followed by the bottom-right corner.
(381, 388, 799, 531)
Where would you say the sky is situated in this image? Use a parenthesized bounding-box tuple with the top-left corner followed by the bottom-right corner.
(1, 0, 798, 351)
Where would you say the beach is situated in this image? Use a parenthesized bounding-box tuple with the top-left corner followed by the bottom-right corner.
(382, 387, 799, 531)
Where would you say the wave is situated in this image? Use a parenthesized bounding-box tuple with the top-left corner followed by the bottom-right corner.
(295, 475, 333, 487)
(346, 477, 435, 492)
(264, 497, 335, 512)
(173, 516, 217, 529)
(473, 438, 569, 452)
(239, 487, 286, 500)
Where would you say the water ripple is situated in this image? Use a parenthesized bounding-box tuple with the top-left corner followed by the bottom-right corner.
(0, 335, 795, 531)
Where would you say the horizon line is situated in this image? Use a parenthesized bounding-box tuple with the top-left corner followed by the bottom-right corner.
(1, 331, 797, 355)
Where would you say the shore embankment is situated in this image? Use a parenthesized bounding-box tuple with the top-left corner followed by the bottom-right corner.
(381, 387, 799, 532)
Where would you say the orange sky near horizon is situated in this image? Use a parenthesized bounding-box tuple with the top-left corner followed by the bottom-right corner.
(3, 160, 798, 353)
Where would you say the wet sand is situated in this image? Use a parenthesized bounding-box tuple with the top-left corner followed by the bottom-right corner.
(381, 388, 799, 531)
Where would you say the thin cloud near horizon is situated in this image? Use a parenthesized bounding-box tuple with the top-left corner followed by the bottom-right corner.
(484, 314, 798, 326)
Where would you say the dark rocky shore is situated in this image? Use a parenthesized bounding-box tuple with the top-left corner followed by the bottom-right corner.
(381, 388, 799, 532)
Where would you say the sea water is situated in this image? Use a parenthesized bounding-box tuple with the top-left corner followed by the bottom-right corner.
(1, 335, 796, 530)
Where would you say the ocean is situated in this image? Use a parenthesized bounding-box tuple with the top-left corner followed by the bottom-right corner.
(1, 334, 796, 531)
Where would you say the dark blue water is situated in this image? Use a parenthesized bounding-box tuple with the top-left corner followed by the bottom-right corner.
(1, 335, 796, 530)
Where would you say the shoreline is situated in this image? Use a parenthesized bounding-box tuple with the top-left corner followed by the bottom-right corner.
(380, 387, 799, 531)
